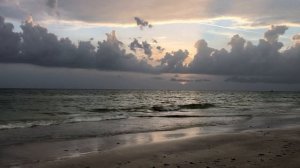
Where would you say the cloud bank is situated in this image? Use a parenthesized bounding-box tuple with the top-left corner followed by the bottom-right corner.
(1, 16, 300, 83)
(188, 25, 300, 78)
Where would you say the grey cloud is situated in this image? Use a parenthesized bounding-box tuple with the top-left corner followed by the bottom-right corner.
(19, 20, 89, 68)
(264, 25, 288, 43)
(2, 0, 300, 27)
(46, 0, 60, 16)
(159, 50, 189, 73)
(0, 16, 21, 61)
(2, 16, 300, 84)
(293, 34, 300, 42)
(129, 39, 152, 58)
(129, 39, 143, 52)
(95, 31, 153, 72)
(141, 41, 152, 57)
(0, 16, 154, 72)
(188, 39, 217, 74)
(134, 17, 152, 29)
(156, 46, 165, 52)
(186, 25, 300, 79)
(46, 0, 57, 9)
(0, 1, 27, 20)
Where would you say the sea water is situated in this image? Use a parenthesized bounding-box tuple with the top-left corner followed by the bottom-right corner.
(0, 89, 300, 146)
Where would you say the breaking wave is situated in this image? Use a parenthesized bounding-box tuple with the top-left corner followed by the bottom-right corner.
(90, 103, 215, 113)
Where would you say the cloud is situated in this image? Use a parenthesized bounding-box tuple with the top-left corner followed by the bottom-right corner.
(188, 39, 217, 74)
(0, 16, 154, 72)
(292, 34, 300, 44)
(129, 38, 143, 52)
(141, 41, 152, 57)
(186, 25, 300, 79)
(134, 17, 152, 29)
(96, 31, 154, 72)
(1, 16, 300, 84)
(46, 0, 60, 16)
(19, 19, 83, 67)
(156, 46, 165, 52)
(0, 16, 20, 61)
(264, 25, 288, 43)
(129, 39, 153, 58)
(46, 0, 57, 9)
(293, 34, 300, 40)
(2, 0, 300, 28)
(159, 50, 189, 73)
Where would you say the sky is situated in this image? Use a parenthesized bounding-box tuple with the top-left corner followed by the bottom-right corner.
(1, 0, 300, 90)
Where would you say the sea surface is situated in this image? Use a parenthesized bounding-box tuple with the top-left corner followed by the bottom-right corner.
(0, 89, 300, 146)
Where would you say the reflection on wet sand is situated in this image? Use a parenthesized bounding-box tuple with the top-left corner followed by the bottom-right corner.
(2, 126, 221, 166)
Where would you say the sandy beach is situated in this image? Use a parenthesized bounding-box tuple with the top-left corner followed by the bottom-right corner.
(15, 126, 298, 168)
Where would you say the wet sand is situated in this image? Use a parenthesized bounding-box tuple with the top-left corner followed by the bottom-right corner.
(27, 127, 300, 168)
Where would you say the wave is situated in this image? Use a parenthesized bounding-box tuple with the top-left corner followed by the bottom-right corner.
(89, 108, 118, 113)
(41, 112, 71, 116)
(135, 114, 252, 118)
(0, 120, 59, 130)
(67, 116, 128, 123)
(151, 105, 179, 112)
(89, 103, 216, 113)
(151, 103, 215, 112)
(0, 116, 128, 130)
(178, 103, 215, 109)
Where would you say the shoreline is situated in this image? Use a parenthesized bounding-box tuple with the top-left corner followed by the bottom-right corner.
(2, 125, 300, 168)
(39, 126, 300, 168)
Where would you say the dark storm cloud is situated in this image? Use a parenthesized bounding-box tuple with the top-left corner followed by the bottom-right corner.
(0, 16, 154, 72)
(159, 50, 189, 73)
(96, 31, 153, 72)
(187, 25, 300, 77)
(19, 19, 95, 68)
(134, 17, 152, 29)
(1, 15, 300, 84)
(0, 16, 21, 61)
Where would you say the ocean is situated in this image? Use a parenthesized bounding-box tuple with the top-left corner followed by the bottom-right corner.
(0, 89, 300, 146)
